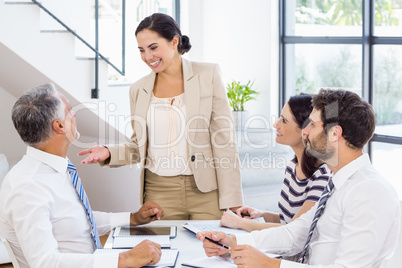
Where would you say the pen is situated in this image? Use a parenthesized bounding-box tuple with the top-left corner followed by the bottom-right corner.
(231, 210, 251, 217)
(204, 236, 231, 250)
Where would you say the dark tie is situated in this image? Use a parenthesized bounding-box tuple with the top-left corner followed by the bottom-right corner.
(67, 160, 102, 249)
(298, 179, 335, 263)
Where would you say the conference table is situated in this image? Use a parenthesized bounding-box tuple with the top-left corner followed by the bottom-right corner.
(104, 220, 216, 267)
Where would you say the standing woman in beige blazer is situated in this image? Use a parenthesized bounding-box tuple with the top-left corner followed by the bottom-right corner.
(79, 13, 244, 220)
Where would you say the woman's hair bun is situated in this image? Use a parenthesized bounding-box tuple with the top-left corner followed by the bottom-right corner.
(179, 35, 192, 55)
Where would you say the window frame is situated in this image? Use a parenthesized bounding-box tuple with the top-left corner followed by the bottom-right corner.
(174, 0, 180, 25)
(279, 0, 402, 156)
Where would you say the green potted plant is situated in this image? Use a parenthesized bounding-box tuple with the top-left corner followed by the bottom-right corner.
(226, 80, 259, 130)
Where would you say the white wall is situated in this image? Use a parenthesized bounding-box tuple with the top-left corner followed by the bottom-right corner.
(67, 143, 141, 213)
(181, 0, 280, 126)
(0, 86, 26, 167)
(70, 84, 141, 213)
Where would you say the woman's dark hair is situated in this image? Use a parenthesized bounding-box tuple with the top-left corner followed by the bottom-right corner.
(135, 13, 191, 55)
(287, 93, 320, 178)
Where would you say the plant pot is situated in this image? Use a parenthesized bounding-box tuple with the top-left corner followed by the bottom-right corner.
(232, 111, 249, 131)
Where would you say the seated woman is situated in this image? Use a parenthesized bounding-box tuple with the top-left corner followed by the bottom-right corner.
(220, 94, 332, 232)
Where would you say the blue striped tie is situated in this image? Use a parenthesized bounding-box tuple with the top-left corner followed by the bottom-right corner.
(67, 160, 102, 249)
(298, 179, 335, 263)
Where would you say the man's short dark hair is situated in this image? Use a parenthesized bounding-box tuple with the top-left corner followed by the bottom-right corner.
(312, 89, 375, 149)
(11, 83, 64, 146)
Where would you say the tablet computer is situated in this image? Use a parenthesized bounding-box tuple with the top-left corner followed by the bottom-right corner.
(113, 225, 177, 238)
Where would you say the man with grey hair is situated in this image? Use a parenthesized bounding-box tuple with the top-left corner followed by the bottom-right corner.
(0, 83, 165, 268)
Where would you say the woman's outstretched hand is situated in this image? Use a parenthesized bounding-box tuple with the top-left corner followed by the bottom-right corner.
(78, 146, 110, 164)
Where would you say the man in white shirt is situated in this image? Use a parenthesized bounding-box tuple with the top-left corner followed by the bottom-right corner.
(0, 83, 165, 268)
(197, 89, 400, 267)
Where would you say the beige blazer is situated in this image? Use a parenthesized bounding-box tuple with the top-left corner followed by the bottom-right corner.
(105, 58, 244, 209)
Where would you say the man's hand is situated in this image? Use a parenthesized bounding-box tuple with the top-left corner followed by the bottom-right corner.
(231, 244, 281, 268)
(196, 231, 236, 257)
(118, 240, 161, 268)
(131, 201, 165, 226)
(78, 146, 110, 164)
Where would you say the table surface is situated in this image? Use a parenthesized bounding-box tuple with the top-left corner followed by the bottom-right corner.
(104, 220, 208, 267)
(1, 220, 211, 268)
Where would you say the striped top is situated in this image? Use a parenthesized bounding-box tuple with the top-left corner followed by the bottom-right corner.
(278, 158, 332, 224)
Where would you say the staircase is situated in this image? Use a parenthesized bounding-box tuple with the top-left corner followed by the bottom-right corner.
(0, 0, 141, 213)
(0, 0, 113, 136)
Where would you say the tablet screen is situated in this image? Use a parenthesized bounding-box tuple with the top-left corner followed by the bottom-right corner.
(119, 226, 172, 236)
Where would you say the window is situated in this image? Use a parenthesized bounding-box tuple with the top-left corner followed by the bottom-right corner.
(372, 142, 402, 198)
(373, 45, 402, 136)
(280, 0, 402, 197)
(285, 44, 362, 96)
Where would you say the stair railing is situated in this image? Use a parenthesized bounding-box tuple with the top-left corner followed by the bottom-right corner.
(31, 0, 126, 99)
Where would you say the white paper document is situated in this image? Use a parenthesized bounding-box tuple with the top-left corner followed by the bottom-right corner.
(182, 253, 282, 267)
(95, 248, 179, 267)
(182, 255, 236, 268)
(113, 235, 171, 248)
(183, 219, 263, 235)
